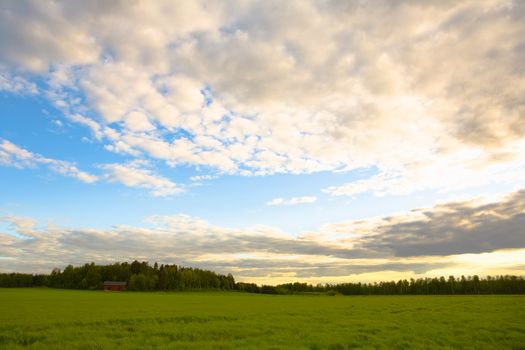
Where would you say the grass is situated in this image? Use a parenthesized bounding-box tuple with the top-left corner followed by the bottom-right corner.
(0, 289, 524, 349)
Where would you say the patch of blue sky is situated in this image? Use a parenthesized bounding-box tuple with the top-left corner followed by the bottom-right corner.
(0, 221, 16, 237)
(0, 93, 121, 166)
(200, 85, 214, 107)
(0, 164, 144, 230)
(170, 168, 384, 233)
(162, 127, 195, 142)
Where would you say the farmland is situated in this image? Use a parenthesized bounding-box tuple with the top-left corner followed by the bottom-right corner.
(0, 289, 524, 349)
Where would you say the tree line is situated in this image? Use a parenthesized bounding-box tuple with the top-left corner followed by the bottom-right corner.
(250, 275, 525, 295)
(0, 261, 524, 294)
(0, 261, 235, 291)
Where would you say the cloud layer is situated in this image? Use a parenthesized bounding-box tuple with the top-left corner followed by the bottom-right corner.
(0, 0, 523, 196)
(2, 189, 524, 282)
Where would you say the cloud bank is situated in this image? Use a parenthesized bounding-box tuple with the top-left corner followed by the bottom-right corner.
(2, 189, 524, 283)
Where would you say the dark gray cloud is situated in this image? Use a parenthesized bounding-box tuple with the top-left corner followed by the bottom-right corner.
(359, 190, 525, 257)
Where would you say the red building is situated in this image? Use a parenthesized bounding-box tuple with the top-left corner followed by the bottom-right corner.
(103, 281, 127, 291)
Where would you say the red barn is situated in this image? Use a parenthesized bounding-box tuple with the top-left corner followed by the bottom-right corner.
(103, 281, 127, 291)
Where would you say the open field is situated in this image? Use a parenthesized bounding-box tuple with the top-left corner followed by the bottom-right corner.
(0, 289, 524, 350)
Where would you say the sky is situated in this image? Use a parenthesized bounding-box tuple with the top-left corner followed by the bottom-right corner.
(1, 0, 524, 284)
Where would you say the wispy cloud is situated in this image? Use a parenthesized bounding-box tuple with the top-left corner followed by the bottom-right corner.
(0, 71, 37, 94)
(100, 160, 182, 197)
(267, 196, 318, 206)
(190, 174, 218, 182)
(0, 139, 180, 197)
(0, 139, 97, 183)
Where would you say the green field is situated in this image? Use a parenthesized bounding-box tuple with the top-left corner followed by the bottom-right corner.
(0, 289, 524, 349)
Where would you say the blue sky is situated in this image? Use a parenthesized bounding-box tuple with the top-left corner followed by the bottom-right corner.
(1, 0, 524, 283)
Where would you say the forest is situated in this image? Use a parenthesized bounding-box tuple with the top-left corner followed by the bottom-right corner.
(1, 261, 524, 295)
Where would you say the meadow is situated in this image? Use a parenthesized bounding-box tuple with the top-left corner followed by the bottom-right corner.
(0, 288, 524, 350)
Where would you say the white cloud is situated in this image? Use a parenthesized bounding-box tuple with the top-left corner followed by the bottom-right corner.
(190, 174, 217, 182)
(100, 160, 182, 197)
(0, 139, 98, 183)
(323, 139, 525, 197)
(67, 114, 104, 140)
(323, 173, 397, 197)
(0, 139, 182, 197)
(0, 1, 524, 194)
(267, 196, 317, 206)
(123, 111, 155, 132)
(0, 215, 38, 238)
(267, 198, 284, 206)
(0, 71, 38, 94)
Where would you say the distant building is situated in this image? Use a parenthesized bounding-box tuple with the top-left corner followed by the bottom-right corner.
(103, 281, 127, 291)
